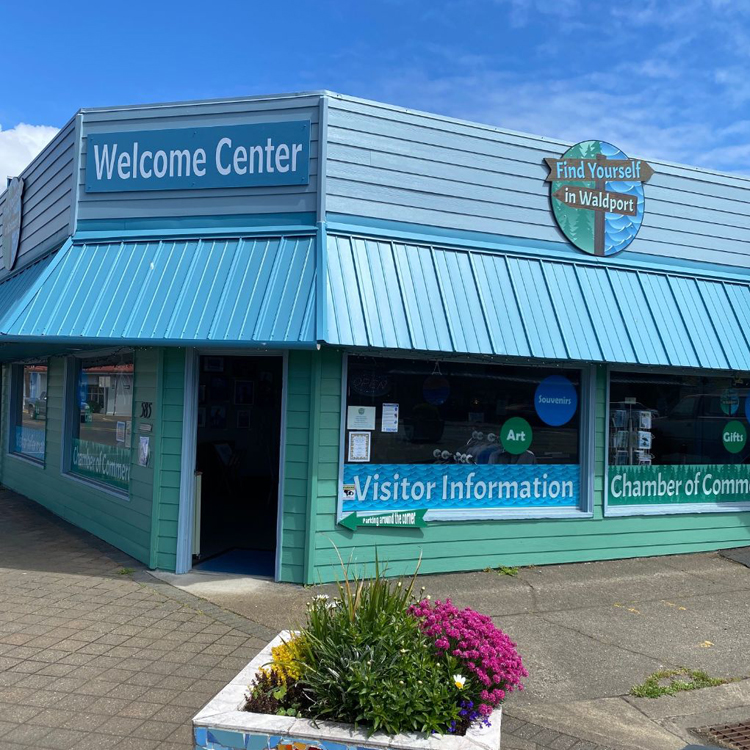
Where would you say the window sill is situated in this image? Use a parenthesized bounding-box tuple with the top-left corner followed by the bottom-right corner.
(6, 452, 45, 469)
(61, 471, 130, 501)
(605, 502, 750, 517)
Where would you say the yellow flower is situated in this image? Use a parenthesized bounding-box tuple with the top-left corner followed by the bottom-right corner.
(453, 674, 466, 690)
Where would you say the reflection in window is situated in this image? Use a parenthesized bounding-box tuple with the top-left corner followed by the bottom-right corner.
(609, 372, 750, 466)
(11, 362, 48, 461)
(345, 357, 581, 466)
(70, 352, 134, 490)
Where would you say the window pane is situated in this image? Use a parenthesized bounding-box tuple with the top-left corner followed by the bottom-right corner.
(70, 352, 134, 490)
(609, 372, 750, 466)
(12, 363, 47, 461)
(345, 357, 580, 466)
(341, 357, 583, 514)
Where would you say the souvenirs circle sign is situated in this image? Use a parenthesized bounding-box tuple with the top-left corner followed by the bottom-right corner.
(545, 141, 654, 256)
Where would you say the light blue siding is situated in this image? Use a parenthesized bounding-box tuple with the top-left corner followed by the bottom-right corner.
(0, 118, 76, 280)
(1, 236, 316, 346)
(77, 95, 320, 224)
(325, 95, 750, 270)
(326, 233, 750, 370)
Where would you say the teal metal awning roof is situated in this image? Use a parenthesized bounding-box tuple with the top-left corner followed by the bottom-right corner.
(325, 234, 750, 370)
(0, 235, 317, 347)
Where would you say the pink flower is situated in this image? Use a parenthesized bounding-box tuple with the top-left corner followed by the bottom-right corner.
(409, 598, 527, 710)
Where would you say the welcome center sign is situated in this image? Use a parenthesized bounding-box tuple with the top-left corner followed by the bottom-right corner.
(86, 121, 310, 192)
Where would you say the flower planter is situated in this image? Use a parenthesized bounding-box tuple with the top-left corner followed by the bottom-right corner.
(193, 631, 503, 750)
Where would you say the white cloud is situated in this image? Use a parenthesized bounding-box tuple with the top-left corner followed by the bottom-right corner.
(0, 123, 59, 185)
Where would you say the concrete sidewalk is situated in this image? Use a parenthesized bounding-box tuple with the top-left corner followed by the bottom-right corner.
(158, 551, 750, 749)
(2, 485, 749, 750)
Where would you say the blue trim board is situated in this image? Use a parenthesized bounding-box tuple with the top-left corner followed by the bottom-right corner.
(76, 211, 316, 233)
(326, 213, 750, 284)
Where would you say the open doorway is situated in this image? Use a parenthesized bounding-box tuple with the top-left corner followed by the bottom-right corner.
(193, 355, 283, 577)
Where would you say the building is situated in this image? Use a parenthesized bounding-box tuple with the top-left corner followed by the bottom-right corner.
(1, 91, 750, 584)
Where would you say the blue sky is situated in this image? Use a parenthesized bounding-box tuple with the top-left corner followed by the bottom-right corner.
(2, 0, 750, 178)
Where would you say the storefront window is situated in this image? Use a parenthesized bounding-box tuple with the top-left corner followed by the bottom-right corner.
(341, 356, 583, 519)
(608, 371, 750, 511)
(10, 362, 48, 462)
(69, 352, 134, 491)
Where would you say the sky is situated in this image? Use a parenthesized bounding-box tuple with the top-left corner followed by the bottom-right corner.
(2, 0, 750, 180)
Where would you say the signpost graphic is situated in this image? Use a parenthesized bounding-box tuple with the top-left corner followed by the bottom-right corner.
(546, 141, 654, 256)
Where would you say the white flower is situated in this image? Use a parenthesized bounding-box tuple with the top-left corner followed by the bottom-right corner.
(397, 581, 402, 587)
(453, 674, 466, 690)
(400, 648, 407, 654)
(325, 599, 339, 610)
(312, 594, 330, 602)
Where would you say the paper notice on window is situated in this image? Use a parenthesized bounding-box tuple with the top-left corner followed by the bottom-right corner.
(347, 406, 376, 430)
(116, 421, 126, 443)
(138, 436, 150, 467)
(348, 431, 371, 462)
(381, 403, 399, 433)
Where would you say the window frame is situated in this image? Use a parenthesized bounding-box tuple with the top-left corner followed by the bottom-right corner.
(62, 349, 135, 499)
(336, 352, 596, 524)
(7, 360, 49, 467)
(604, 364, 750, 517)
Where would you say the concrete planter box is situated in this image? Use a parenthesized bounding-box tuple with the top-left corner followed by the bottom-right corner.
(193, 631, 503, 750)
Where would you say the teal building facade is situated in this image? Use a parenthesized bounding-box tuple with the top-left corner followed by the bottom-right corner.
(1, 92, 750, 584)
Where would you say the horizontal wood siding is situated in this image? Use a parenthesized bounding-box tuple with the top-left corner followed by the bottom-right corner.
(279, 350, 312, 583)
(308, 352, 750, 582)
(0, 351, 158, 565)
(155, 348, 185, 570)
(0, 118, 76, 281)
(326, 97, 750, 270)
(78, 97, 320, 223)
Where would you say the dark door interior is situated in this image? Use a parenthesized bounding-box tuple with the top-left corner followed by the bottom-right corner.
(194, 355, 282, 576)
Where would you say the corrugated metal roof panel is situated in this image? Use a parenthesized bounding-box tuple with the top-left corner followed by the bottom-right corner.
(326, 233, 750, 370)
(0, 250, 60, 324)
(1, 236, 316, 345)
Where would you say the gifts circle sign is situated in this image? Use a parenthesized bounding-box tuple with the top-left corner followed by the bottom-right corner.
(546, 140, 653, 257)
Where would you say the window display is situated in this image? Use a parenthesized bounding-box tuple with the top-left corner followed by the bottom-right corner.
(341, 357, 583, 519)
(69, 351, 134, 491)
(10, 362, 48, 462)
(608, 372, 750, 512)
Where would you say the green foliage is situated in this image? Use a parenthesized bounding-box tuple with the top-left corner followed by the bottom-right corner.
(245, 669, 311, 717)
(630, 668, 728, 698)
(117, 567, 134, 575)
(298, 555, 462, 735)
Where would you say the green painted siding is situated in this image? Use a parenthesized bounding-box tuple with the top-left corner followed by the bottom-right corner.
(305, 353, 750, 583)
(0, 350, 161, 565)
(279, 350, 313, 583)
(153, 348, 185, 571)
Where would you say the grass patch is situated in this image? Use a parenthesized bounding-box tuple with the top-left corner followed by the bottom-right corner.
(630, 668, 728, 698)
(118, 567, 135, 575)
(484, 566, 519, 577)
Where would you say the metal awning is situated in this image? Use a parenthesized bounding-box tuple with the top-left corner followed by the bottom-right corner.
(325, 234, 750, 370)
(0, 235, 317, 347)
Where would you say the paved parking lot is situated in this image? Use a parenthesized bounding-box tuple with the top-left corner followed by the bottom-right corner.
(0, 488, 274, 749)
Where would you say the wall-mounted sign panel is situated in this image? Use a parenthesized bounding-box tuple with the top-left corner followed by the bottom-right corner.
(85, 121, 310, 192)
(546, 140, 653, 256)
(2, 176, 24, 270)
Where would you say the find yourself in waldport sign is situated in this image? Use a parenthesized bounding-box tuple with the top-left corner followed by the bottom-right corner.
(545, 141, 654, 256)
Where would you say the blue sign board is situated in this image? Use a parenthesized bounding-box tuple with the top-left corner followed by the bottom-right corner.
(534, 375, 578, 426)
(342, 463, 580, 512)
(85, 121, 310, 192)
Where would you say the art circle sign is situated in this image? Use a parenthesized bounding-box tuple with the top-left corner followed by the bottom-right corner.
(545, 141, 653, 257)
(2, 177, 24, 271)
(500, 417, 532, 455)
